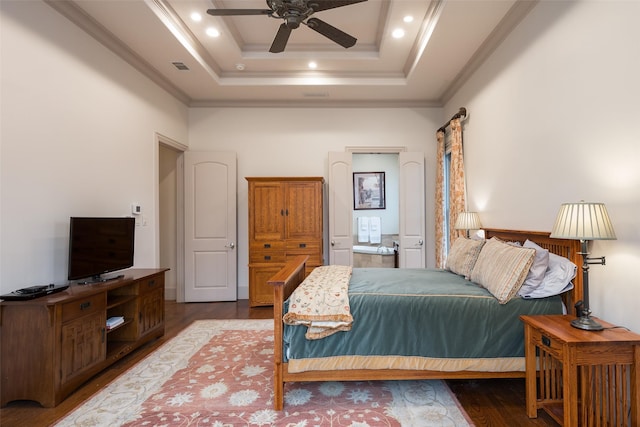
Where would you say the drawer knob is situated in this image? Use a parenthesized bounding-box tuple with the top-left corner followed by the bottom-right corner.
(264, 244, 271, 248)
(299, 243, 306, 248)
(264, 255, 271, 260)
(80, 301, 91, 310)
(542, 335, 551, 347)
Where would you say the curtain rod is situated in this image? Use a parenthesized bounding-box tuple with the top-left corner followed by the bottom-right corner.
(437, 107, 467, 133)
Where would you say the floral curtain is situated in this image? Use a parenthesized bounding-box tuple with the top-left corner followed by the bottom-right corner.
(435, 118, 466, 268)
(448, 119, 466, 245)
(434, 130, 446, 268)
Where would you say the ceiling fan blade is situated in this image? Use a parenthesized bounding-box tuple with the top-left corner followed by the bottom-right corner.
(206, 9, 272, 16)
(269, 23, 292, 53)
(309, 0, 368, 12)
(306, 18, 357, 48)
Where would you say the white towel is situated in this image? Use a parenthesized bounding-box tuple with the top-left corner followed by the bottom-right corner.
(369, 217, 381, 244)
(357, 217, 369, 243)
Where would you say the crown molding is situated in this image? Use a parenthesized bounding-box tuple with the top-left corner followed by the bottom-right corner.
(44, 0, 191, 105)
(439, 0, 539, 104)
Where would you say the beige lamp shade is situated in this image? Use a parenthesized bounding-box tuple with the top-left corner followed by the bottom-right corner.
(550, 202, 616, 240)
(454, 212, 482, 230)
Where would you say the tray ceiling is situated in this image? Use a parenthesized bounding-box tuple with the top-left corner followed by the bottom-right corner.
(45, 0, 536, 107)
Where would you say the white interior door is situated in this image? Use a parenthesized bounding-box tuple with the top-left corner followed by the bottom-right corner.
(399, 152, 425, 268)
(328, 151, 353, 265)
(184, 151, 237, 301)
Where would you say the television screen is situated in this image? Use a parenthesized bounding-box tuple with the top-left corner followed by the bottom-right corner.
(68, 217, 135, 282)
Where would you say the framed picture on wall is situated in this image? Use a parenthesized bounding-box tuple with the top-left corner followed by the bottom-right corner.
(353, 172, 385, 210)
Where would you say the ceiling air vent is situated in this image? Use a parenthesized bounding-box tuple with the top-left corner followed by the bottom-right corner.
(171, 61, 190, 71)
(303, 92, 329, 98)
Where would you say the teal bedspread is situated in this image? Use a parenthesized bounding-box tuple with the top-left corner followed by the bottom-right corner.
(283, 268, 563, 363)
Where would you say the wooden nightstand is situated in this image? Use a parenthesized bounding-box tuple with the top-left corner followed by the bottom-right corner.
(520, 314, 640, 427)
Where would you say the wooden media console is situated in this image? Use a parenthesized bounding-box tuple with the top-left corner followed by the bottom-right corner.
(0, 269, 167, 407)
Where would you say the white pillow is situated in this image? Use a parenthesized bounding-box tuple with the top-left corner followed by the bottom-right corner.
(517, 239, 550, 296)
(520, 252, 577, 299)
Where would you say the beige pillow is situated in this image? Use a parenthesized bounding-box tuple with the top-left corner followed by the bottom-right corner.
(470, 237, 535, 304)
(446, 237, 485, 279)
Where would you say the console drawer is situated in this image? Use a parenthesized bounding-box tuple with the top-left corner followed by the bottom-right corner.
(138, 274, 165, 295)
(62, 293, 106, 323)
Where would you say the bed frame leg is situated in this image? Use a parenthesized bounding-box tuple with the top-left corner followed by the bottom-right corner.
(274, 362, 284, 410)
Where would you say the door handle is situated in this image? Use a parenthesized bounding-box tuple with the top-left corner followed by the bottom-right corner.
(331, 240, 335, 246)
(418, 239, 424, 246)
(226, 242, 235, 249)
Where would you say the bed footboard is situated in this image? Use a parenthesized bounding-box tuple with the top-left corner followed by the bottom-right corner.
(267, 255, 308, 410)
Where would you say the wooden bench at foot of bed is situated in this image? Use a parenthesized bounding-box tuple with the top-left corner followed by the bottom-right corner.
(267, 229, 583, 410)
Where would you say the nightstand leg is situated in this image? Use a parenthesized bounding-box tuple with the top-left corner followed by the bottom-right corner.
(524, 325, 538, 418)
(563, 352, 578, 427)
(632, 345, 639, 427)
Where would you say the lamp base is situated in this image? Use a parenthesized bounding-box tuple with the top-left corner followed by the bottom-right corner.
(571, 316, 604, 331)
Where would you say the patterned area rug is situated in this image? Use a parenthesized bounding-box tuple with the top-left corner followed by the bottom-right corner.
(55, 319, 473, 426)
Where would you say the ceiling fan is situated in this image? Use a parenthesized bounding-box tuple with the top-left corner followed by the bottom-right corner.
(206, 0, 368, 53)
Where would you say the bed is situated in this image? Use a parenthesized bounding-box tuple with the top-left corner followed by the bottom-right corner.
(267, 228, 583, 410)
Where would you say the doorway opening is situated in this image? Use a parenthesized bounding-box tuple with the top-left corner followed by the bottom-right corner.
(157, 134, 186, 302)
(352, 153, 399, 268)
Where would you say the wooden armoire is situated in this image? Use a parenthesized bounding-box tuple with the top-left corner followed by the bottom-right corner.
(246, 177, 324, 306)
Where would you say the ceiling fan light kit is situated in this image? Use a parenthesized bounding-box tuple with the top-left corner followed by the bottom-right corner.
(206, 0, 367, 53)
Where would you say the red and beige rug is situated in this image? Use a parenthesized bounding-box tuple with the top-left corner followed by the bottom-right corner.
(55, 319, 473, 426)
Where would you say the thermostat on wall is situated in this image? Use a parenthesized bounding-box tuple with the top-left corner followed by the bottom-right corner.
(131, 204, 142, 215)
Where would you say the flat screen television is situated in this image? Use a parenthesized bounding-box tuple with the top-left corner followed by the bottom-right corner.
(68, 217, 135, 283)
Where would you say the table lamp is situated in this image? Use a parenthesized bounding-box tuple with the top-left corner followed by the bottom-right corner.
(454, 212, 482, 238)
(550, 201, 616, 331)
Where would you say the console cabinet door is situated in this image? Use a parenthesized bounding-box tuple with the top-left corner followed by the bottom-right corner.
(138, 274, 165, 338)
(60, 312, 106, 385)
(139, 289, 164, 337)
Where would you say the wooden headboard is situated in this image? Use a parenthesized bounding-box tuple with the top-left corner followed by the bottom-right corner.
(483, 228, 583, 313)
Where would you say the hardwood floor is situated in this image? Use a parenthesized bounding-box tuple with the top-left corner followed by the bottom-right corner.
(0, 300, 559, 427)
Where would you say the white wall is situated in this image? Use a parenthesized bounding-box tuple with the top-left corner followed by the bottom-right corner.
(445, 1, 640, 333)
(188, 107, 441, 298)
(0, 1, 188, 292)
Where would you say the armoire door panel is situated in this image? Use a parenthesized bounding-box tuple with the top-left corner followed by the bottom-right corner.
(285, 182, 322, 240)
(251, 182, 286, 241)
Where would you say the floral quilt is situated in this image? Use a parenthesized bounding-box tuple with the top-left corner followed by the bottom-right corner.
(283, 265, 353, 340)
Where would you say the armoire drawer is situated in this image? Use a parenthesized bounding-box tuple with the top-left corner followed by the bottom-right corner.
(250, 241, 287, 263)
(286, 241, 320, 253)
(250, 251, 287, 264)
(286, 252, 322, 265)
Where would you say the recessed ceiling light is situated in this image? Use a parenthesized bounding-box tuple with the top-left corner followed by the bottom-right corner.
(206, 27, 220, 38)
(308, 61, 318, 69)
(191, 12, 202, 22)
(403, 15, 414, 23)
(392, 28, 405, 39)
